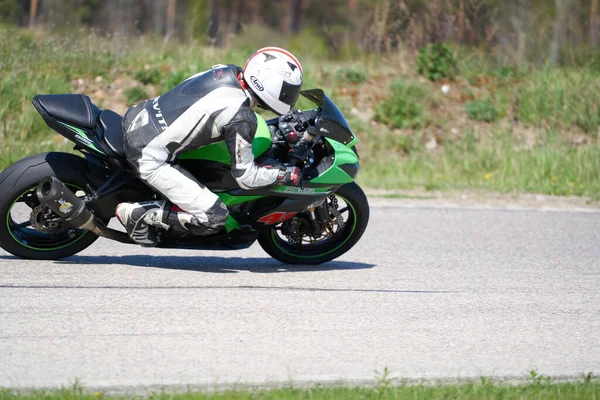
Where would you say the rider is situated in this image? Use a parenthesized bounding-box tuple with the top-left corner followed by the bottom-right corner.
(115, 47, 304, 245)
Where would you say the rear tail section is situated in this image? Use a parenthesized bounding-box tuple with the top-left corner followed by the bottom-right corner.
(32, 94, 123, 159)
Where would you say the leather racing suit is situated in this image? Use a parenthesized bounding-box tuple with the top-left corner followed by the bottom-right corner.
(121, 64, 285, 234)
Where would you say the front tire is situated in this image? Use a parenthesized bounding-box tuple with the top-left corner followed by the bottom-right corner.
(258, 182, 369, 265)
(0, 152, 100, 260)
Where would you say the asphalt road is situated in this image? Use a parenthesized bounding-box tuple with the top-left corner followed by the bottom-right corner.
(0, 200, 599, 390)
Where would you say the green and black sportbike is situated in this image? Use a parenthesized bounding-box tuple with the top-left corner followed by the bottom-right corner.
(0, 89, 369, 264)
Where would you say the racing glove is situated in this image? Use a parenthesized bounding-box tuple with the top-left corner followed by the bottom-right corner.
(276, 166, 302, 186)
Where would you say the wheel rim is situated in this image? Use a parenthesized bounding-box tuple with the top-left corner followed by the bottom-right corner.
(271, 194, 358, 259)
(5, 185, 89, 251)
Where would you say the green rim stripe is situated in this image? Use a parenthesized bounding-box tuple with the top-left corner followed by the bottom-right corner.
(6, 186, 89, 251)
(271, 194, 357, 259)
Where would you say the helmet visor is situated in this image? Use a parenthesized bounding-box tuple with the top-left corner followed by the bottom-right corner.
(278, 81, 302, 108)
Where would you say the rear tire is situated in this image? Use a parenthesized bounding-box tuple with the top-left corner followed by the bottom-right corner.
(258, 182, 369, 265)
(0, 152, 100, 260)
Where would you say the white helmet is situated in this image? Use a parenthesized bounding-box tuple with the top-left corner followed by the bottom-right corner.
(243, 47, 303, 115)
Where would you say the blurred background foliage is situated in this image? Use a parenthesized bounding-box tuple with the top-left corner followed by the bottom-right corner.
(2, 0, 600, 67)
(0, 0, 599, 198)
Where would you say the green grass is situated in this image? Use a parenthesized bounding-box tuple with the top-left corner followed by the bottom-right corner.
(134, 67, 163, 85)
(358, 128, 600, 198)
(2, 370, 598, 400)
(335, 67, 367, 84)
(516, 68, 600, 134)
(124, 86, 149, 106)
(465, 98, 498, 122)
(1, 27, 600, 199)
(2, 379, 600, 400)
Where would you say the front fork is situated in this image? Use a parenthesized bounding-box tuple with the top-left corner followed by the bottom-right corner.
(306, 200, 330, 238)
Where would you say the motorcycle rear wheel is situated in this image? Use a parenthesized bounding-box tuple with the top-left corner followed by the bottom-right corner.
(0, 152, 100, 260)
(258, 182, 369, 265)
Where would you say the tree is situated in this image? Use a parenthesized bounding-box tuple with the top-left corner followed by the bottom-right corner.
(187, 0, 209, 41)
(280, 0, 293, 35)
(456, 0, 465, 41)
(166, 0, 176, 37)
(591, 0, 599, 48)
(28, 0, 38, 27)
(550, 0, 567, 66)
(3, 0, 600, 61)
(511, 0, 530, 66)
(247, 0, 261, 24)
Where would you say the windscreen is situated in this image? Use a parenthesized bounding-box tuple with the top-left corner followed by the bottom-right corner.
(300, 89, 355, 145)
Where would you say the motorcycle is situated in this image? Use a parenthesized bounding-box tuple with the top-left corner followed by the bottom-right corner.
(0, 89, 369, 264)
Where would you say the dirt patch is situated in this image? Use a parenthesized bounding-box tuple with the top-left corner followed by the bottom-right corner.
(71, 74, 157, 116)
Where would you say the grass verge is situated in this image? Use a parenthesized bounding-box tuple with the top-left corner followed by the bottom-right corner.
(358, 128, 600, 198)
(1, 379, 600, 400)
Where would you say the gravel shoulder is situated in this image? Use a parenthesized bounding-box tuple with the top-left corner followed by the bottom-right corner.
(365, 188, 600, 211)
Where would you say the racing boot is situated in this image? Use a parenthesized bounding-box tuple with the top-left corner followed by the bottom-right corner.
(116, 201, 222, 245)
(163, 204, 223, 237)
(115, 200, 170, 246)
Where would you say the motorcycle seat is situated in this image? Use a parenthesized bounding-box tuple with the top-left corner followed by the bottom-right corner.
(34, 94, 99, 129)
(98, 110, 126, 158)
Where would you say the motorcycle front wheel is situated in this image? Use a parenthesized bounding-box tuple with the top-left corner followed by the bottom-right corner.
(258, 182, 369, 265)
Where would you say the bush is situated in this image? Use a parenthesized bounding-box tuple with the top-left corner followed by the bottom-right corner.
(124, 86, 149, 106)
(134, 67, 163, 85)
(375, 82, 428, 129)
(417, 43, 458, 81)
(336, 68, 367, 84)
(465, 99, 498, 122)
(492, 66, 520, 78)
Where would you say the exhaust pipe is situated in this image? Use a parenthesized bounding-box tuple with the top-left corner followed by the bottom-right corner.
(36, 176, 133, 244)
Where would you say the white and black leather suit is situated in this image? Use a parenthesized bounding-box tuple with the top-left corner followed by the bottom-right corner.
(121, 64, 282, 232)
